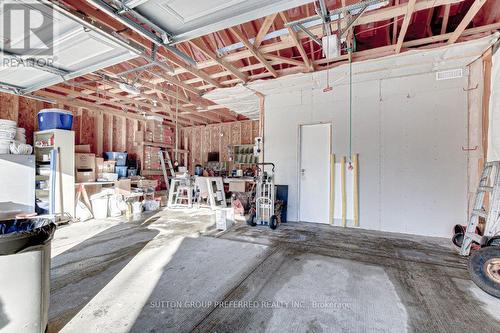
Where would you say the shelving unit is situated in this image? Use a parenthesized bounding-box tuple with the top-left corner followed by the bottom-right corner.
(34, 129, 75, 217)
(232, 144, 258, 165)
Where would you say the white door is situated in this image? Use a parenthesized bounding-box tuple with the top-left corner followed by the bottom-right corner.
(299, 123, 331, 223)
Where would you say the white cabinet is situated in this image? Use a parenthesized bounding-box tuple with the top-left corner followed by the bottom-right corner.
(34, 129, 75, 217)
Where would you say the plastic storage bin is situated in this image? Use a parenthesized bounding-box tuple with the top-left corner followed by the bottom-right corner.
(115, 166, 128, 178)
(0, 217, 56, 333)
(104, 152, 127, 166)
(38, 109, 73, 131)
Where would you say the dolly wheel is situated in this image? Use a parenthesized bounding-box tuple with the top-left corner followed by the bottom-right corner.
(246, 214, 257, 227)
(269, 215, 278, 230)
(468, 246, 500, 298)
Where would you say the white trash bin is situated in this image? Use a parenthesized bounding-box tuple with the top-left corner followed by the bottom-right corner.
(0, 217, 56, 333)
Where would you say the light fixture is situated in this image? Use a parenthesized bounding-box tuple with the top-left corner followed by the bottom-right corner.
(119, 82, 140, 95)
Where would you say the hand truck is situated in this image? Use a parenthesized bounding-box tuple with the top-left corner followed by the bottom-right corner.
(246, 163, 278, 230)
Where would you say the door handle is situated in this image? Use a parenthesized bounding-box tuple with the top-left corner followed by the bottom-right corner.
(301, 169, 306, 175)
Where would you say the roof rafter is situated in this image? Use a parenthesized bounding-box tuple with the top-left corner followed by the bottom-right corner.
(228, 26, 279, 78)
(189, 38, 249, 83)
(279, 11, 314, 72)
(254, 13, 278, 48)
(447, 0, 488, 44)
(395, 0, 417, 53)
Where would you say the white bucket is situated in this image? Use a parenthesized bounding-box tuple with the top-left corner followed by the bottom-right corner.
(215, 208, 235, 231)
(91, 196, 109, 219)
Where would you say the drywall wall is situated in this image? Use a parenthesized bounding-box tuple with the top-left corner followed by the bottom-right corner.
(263, 69, 469, 237)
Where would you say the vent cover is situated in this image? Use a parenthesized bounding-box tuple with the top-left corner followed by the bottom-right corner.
(436, 68, 463, 81)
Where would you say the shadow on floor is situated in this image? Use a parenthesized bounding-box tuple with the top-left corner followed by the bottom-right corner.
(126, 236, 268, 333)
(48, 222, 159, 332)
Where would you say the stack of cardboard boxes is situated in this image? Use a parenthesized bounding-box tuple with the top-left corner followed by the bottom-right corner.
(75, 152, 96, 183)
(75, 145, 117, 183)
(143, 119, 174, 144)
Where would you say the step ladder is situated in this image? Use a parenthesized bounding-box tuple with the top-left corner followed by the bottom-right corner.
(159, 150, 175, 191)
(167, 178, 193, 208)
(460, 161, 500, 256)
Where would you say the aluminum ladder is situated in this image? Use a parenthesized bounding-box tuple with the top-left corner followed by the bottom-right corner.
(460, 161, 500, 256)
(159, 150, 175, 191)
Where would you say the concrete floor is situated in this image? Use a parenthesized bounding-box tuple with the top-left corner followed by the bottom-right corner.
(48, 209, 500, 333)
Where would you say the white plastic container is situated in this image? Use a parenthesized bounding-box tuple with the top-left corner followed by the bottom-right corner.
(91, 195, 109, 219)
(215, 208, 235, 231)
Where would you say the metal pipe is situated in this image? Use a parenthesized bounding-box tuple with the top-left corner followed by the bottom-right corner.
(318, 0, 332, 36)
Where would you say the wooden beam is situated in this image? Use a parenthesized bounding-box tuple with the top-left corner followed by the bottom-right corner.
(280, 11, 314, 72)
(447, 0, 488, 44)
(353, 153, 359, 227)
(173, 0, 463, 75)
(395, 0, 417, 53)
(264, 54, 306, 67)
(254, 13, 277, 48)
(441, 4, 451, 35)
(392, 0, 400, 44)
(229, 26, 279, 78)
(189, 39, 249, 83)
(341, 156, 346, 227)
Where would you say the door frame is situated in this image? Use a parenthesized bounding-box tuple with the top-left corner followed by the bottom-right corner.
(297, 121, 333, 223)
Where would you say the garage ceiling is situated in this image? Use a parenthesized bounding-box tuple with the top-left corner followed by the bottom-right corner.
(125, 0, 314, 43)
(0, 0, 138, 95)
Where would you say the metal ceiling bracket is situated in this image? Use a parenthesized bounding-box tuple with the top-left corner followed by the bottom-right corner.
(296, 23, 322, 46)
(341, 4, 370, 38)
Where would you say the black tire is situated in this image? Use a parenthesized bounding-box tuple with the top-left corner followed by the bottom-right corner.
(246, 214, 257, 227)
(486, 236, 500, 247)
(269, 215, 278, 230)
(468, 246, 500, 298)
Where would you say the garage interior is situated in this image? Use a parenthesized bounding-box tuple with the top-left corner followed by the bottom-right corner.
(0, 0, 500, 332)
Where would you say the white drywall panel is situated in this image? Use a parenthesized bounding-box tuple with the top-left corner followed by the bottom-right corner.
(264, 70, 469, 237)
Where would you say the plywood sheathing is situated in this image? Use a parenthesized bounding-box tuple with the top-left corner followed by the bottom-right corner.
(180, 120, 259, 171)
(0, 94, 19, 122)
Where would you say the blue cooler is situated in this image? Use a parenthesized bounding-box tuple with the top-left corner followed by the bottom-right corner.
(115, 166, 128, 178)
(105, 152, 127, 166)
(38, 109, 73, 130)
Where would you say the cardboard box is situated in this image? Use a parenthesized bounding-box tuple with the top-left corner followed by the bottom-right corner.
(75, 144, 91, 153)
(137, 179, 158, 188)
(103, 160, 116, 173)
(76, 153, 96, 170)
(76, 171, 95, 183)
(95, 157, 104, 174)
(115, 179, 131, 195)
